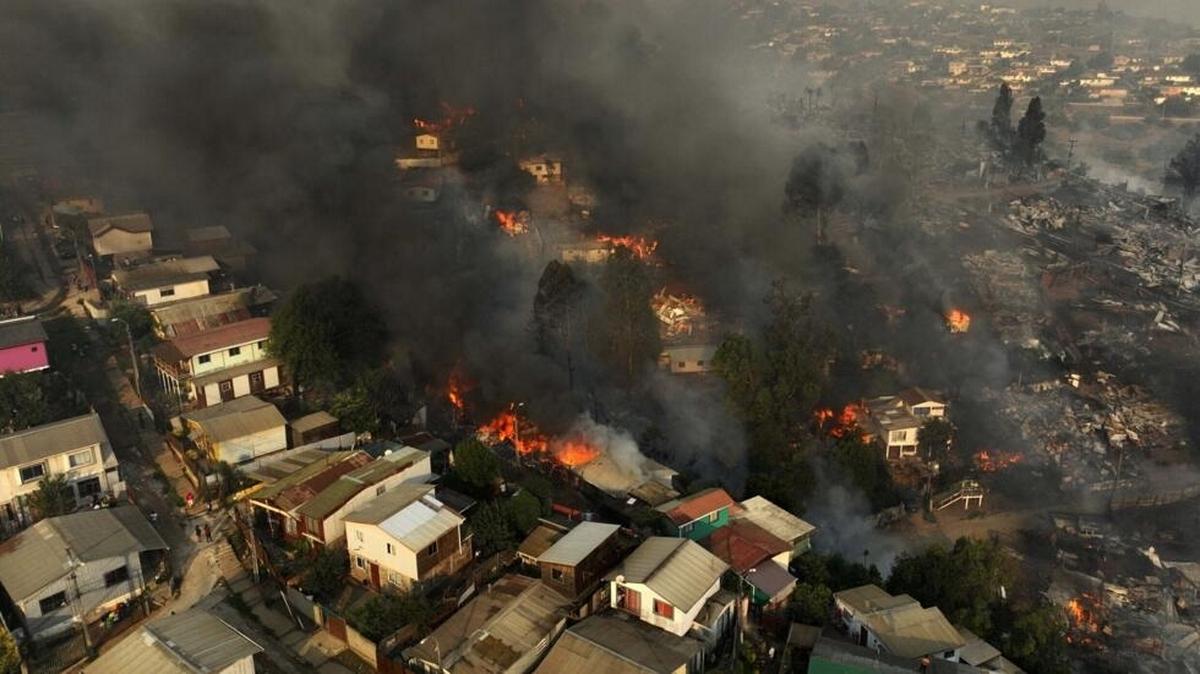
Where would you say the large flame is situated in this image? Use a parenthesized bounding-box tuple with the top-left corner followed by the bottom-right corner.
(494, 209, 528, 236)
(596, 234, 658, 261)
(946, 308, 971, 333)
(413, 101, 477, 134)
(554, 439, 601, 467)
(478, 407, 603, 468)
(973, 449, 1023, 472)
(815, 403, 868, 439)
(447, 370, 470, 412)
(1064, 593, 1103, 646)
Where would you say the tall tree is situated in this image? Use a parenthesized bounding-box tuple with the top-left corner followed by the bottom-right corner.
(595, 247, 659, 383)
(533, 260, 586, 367)
(0, 627, 18, 674)
(268, 277, 387, 391)
(1015, 96, 1047, 166)
(452, 438, 500, 493)
(27, 474, 74, 519)
(887, 537, 1015, 636)
(917, 418, 954, 462)
(1169, 134, 1200, 198)
(990, 83, 1015, 150)
(785, 143, 848, 241)
(0, 372, 85, 434)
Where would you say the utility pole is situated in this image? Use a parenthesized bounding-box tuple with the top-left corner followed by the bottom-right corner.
(1066, 138, 1078, 172)
(111, 317, 141, 403)
(66, 549, 93, 656)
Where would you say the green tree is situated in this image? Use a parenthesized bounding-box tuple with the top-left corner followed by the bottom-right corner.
(0, 372, 85, 434)
(0, 627, 19, 674)
(452, 438, 499, 493)
(469, 502, 514, 555)
(595, 247, 659, 383)
(1169, 134, 1200, 198)
(887, 537, 1014, 636)
(109, 299, 156, 348)
(301, 548, 348, 604)
(917, 417, 954, 462)
(789, 582, 833, 625)
(829, 435, 897, 511)
(347, 591, 433, 642)
(506, 489, 543, 534)
(0, 248, 31, 303)
(990, 83, 1015, 150)
(268, 277, 387, 391)
(996, 601, 1070, 674)
(27, 474, 74, 519)
(1016, 96, 1047, 166)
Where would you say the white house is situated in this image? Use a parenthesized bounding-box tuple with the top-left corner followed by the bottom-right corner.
(87, 212, 153, 258)
(733, 495, 817, 562)
(345, 482, 470, 591)
(519, 155, 564, 184)
(607, 537, 728, 638)
(87, 606, 262, 674)
(659, 343, 718, 375)
(0, 507, 167, 641)
(834, 585, 966, 662)
(0, 414, 124, 531)
(863, 387, 948, 460)
(152, 317, 281, 408)
(183, 396, 287, 464)
(110, 255, 219, 306)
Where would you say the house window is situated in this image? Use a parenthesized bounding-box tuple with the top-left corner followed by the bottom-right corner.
(31, 345, 38, 352)
(914, 407, 930, 416)
(355, 556, 365, 569)
(229, 346, 241, 357)
(654, 599, 674, 619)
(696, 360, 705, 367)
(677, 361, 685, 368)
(18, 463, 45, 484)
(104, 566, 130, 587)
(355, 530, 364, 543)
(38, 591, 67, 614)
(943, 650, 955, 659)
(249, 372, 264, 385)
(76, 477, 102, 500)
(160, 287, 176, 297)
(551, 568, 565, 582)
(386, 543, 395, 555)
(376, 485, 386, 496)
(219, 381, 233, 392)
(707, 511, 720, 524)
(680, 523, 692, 535)
(198, 354, 211, 365)
(893, 430, 908, 442)
(68, 450, 94, 468)
(425, 541, 438, 556)
(258, 340, 267, 350)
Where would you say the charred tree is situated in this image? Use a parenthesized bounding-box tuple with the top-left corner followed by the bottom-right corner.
(785, 143, 849, 243)
(533, 261, 587, 388)
(1015, 96, 1046, 167)
(989, 83, 1015, 152)
(594, 247, 659, 384)
(1168, 134, 1200, 199)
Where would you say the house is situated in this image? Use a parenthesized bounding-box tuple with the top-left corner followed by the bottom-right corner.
(148, 286, 276, 339)
(519, 155, 565, 184)
(656, 488, 736, 541)
(659, 344, 718, 375)
(86, 212, 154, 258)
(518, 520, 569, 567)
(956, 626, 1025, 673)
(404, 574, 571, 674)
(607, 537, 729, 638)
(805, 635, 921, 674)
(110, 255, 219, 306)
(183, 396, 288, 464)
(733, 495, 816, 561)
(345, 483, 471, 591)
(184, 226, 257, 271)
(537, 521, 623, 600)
(152, 317, 281, 408)
(289, 411, 340, 448)
(862, 388, 948, 460)
(834, 585, 966, 662)
(0, 413, 124, 530)
(0, 506, 167, 640)
(705, 520, 796, 608)
(86, 606, 263, 674)
(535, 611, 706, 674)
(0, 316, 48, 376)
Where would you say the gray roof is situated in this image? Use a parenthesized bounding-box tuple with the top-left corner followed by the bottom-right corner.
(0, 316, 46, 350)
(809, 635, 920, 673)
(0, 506, 167, 601)
(744, 559, 796, 600)
(87, 607, 262, 674)
(345, 483, 462, 552)
(87, 212, 154, 234)
(0, 413, 109, 470)
(111, 256, 218, 292)
(289, 411, 338, 434)
(607, 537, 727, 611)
(535, 612, 703, 674)
(835, 585, 966, 659)
(294, 447, 429, 521)
(186, 225, 232, 243)
(537, 522, 619, 567)
(736, 496, 816, 544)
(149, 286, 276, 338)
(184, 396, 285, 444)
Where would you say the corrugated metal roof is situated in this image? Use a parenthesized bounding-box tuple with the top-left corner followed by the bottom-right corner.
(655, 488, 735, 525)
(0, 506, 166, 601)
(294, 447, 429, 521)
(0, 413, 109, 469)
(183, 396, 285, 444)
(535, 612, 703, 674)
(345, 483, 462, 551)
(736, 495, 816, 544)
(518, 523, 566, 561)
(149, 286, 275, 338)
(244, 449, 355, 492)
(0, 315, 46, 350)
(289, 411, 337, 434)
(87, 607, 261, 674)
(111, 255, 217, 291)
(835, 585, 966, 659)
(706, 520, 791, 573)
(153, 317, 270, 361)
(607, 537, 727, 611)
(743, 560, 796, 600)
(87, 212, 153, 234)
(537, 522, 619, 567)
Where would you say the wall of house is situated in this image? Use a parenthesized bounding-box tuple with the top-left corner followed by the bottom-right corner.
(348, 522, 420, 587)
(189, 338, 269, 377)
(611, 578, 720, 637)
(317, 459, 433, 545)
(94, 230, 152, 257)
(910, 402, 946, 418)
(219, 655, 256, 674)
(133, 278, 210, 307)
(20, 552, 144, 639)
(677, 507, 729, 541)
(195, 363, 280, 408)
(212, 426, 286, 464)
(0, 443, 115, 509)
(0, 342, 49, 375)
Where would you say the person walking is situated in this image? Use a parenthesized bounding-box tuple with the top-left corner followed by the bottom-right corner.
(194, 525, 202, 542)
(204, 523, 212, 543)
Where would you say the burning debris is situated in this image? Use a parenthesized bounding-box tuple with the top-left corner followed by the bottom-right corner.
(652, 288, 706, 339)
(973, 449, 1023, 473)
(596, 233, 659, 261)
(1066, 592, 1106, 647)
(814, 403, 868, 440)
(412, 101, 477, 134)
(494, 209, 529, 236)
(945, 308, 971, 334)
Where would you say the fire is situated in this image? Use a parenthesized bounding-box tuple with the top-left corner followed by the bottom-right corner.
(815, 403, 868, 439)
(413, 102, 477, 134)
(596, 234, 658, 261)
(494, 209, 528, 236)
(477, 406, 601, 469)
(945, 308, 971, 333)
(554, 439, 601, 467)
(973, 449, 1023, 472)
(652, 289, 705, 337)
(1064, 593, 1104, 646)
(447, 371, 471, 412)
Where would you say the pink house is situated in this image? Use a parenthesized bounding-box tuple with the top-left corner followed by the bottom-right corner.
(0, 317, 49, 376)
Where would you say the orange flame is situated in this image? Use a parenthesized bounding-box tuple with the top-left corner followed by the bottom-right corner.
(413, 102, 477, 134)
(596, 234, 659, 261)
(447, 371, 471, 412)
(478, 406, 600, 469)
(1064, 593, 1103, 645)
(494, 209, 528, 236)
(974, 449, 1023, 472)
(946, 308, 971, 333)
(816, 403, 868, 439)
(554, 439, 601, 467)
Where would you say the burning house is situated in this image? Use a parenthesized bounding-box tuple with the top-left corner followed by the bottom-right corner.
(856, 388, 948, 461)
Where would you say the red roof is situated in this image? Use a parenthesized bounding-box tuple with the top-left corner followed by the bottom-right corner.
(705, 520, 790, 573)
(273, 451, 373, 511)
(154, 317, 270, 362)
(659, 488, 736, 525)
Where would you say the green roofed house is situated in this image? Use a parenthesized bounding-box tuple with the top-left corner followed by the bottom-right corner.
(806, 635, 920, 674)
(655, 488, 736, 541)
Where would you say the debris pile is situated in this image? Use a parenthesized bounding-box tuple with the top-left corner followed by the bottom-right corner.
(653, 289, 707, 338)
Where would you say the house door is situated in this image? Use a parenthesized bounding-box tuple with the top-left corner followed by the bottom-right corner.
(370, 562, 381, 589)
(219, 380, 235, 402)
(859, 626, 868, 646)
(887, 445, 900, 460)
(620, 587, 641, 614)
